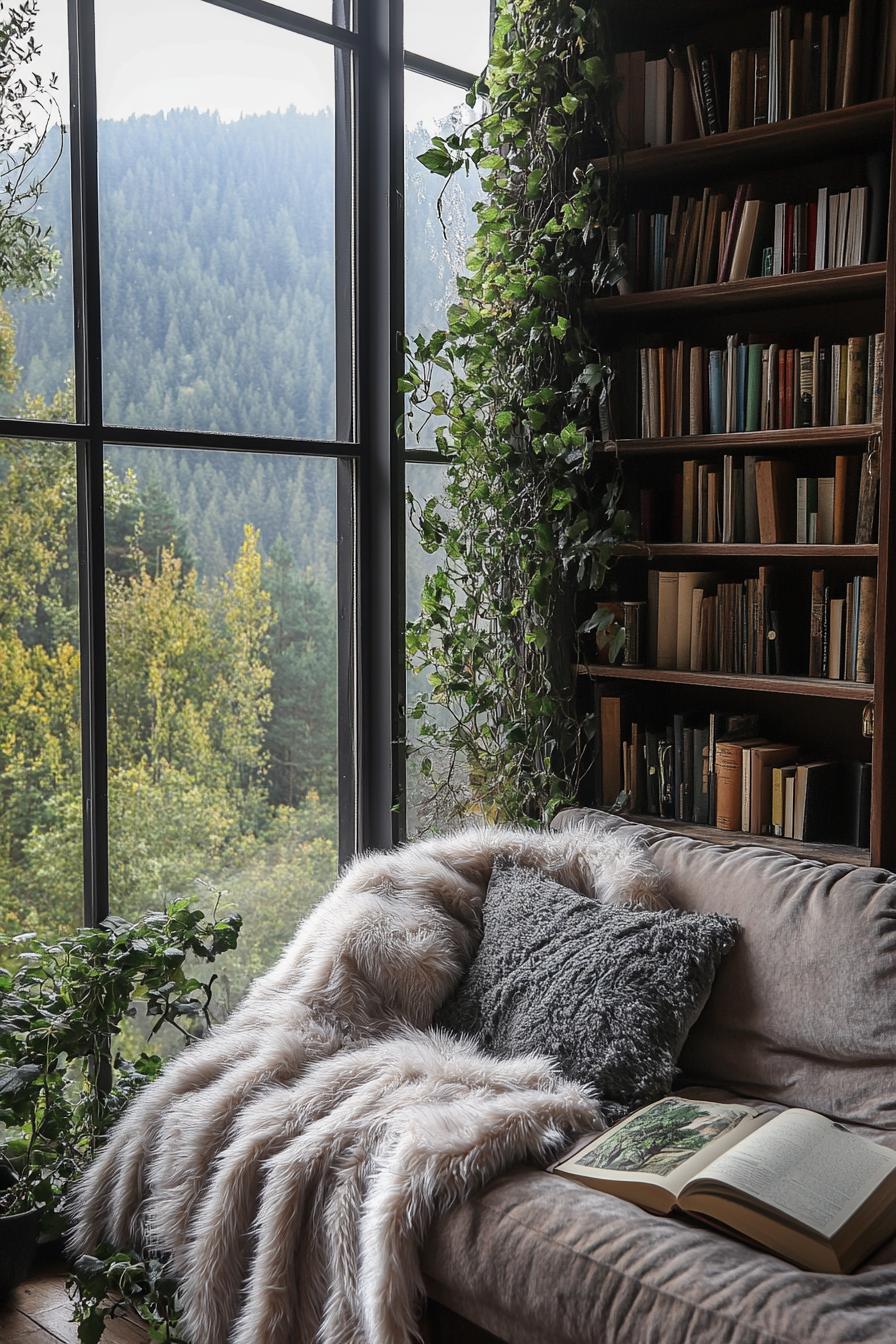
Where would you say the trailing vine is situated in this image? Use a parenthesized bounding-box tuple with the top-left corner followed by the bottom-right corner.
(405, 0, 626, 826)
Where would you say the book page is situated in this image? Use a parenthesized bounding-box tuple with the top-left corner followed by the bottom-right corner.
(693, 1109, 896, 1239)
(559, 1096, 766, 1196)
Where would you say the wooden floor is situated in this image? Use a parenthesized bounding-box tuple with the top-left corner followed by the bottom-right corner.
(0, 1265, 149, 1343)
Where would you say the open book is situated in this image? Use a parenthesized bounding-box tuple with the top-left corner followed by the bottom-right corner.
(550, 1096, 896, 1273)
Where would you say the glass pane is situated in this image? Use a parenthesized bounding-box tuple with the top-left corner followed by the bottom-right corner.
(267, 1, 351, 22)
(405, 0, 491, 74)
(0, 0, 75, 423)
(104, 446, 340, 1022)
(95, 0, 342, 438)
(405, 73, 482, 449)
(0, 436, 82, 939)
(406, 461, 465, 836)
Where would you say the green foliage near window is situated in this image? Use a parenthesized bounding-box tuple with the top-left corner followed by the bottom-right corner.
(405, 0, 626, 826)
(0, 900, 241, 1233)
(0, 0, 64, 296)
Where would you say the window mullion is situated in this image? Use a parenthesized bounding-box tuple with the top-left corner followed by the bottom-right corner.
(70, 0, 109, 925)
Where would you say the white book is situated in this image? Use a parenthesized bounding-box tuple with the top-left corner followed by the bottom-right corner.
(796, 477, 808, 544)
(836, 191, 849, 267)
(849, 186, 868, 266)
(829, 193, 841, 269)
(773, 202, 785, 275)
(814, 187, 828, 269)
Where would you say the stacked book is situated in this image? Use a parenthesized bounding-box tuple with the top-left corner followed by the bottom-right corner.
(595, 696, 871, 846)
(671, 446, 879, 545)
(635, 332, 884, 437)
(620, 177, 880, 293)
(613, 3, 895, 146)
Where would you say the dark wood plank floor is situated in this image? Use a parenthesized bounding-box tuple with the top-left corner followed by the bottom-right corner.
(0, 1265, 149, 1343)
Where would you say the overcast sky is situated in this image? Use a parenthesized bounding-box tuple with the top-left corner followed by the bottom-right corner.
(31, 0, 489, 127)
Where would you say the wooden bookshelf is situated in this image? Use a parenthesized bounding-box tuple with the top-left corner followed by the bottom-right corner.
(593, 811, 870, 868)
(613, 542, 878, 559)
(586, 263, 886, 321)
(576, 664, 875, 702)
(591, 99, 894, 183)
(580, 6, 896, 866)
(607, 424, 878, 457)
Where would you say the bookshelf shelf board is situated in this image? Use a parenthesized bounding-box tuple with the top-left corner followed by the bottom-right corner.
(597, 811, 870, 867)
(606, 425, 880, 457)
(586, 264, 887, 321)
(613, 542, 879, 560)
(590, 99, 895, 184)
(575, 663, 874, 702)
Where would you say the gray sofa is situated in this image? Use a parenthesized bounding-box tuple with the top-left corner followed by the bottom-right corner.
(422, 809, 896, 1343)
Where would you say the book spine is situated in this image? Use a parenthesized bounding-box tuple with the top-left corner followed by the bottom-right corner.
(871, 334, 885, 423)
(808, 567, 826, 677)
(856, 576, 876, 683)
(753, 47, 770, 124)
(846, 336, 869, 425)
(699, 56, 721, 134)
(714, 742, 743, 830)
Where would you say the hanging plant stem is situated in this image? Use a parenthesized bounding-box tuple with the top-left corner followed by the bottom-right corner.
(405, 0, 628, 826)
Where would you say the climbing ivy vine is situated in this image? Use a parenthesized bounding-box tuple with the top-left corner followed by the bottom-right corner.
(405, 0, 626, 826)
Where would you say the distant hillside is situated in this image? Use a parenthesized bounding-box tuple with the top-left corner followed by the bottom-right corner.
(3, 105, 477, 581)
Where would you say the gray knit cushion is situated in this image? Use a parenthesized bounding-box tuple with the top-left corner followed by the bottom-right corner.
(437, 859, 738, 1120)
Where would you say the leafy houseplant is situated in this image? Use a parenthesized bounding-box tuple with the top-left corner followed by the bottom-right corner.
(405, 0, 627, 827)
(0, 899, 241, 1295)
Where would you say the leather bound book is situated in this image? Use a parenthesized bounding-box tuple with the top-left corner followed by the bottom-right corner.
(846, 336, 869, 426)
(855, 575, 876, 683)
(808, 568, 826, 677)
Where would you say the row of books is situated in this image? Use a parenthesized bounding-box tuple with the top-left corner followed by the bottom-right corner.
(626, 567, 876, 681)
(808, 569, 876, 680)
(596, 696, 871, 845)
(619, 177, 881, 293)
(613, 3, 895, 148)
(634, 333, 884, 439)
(665, 450, 879, 546)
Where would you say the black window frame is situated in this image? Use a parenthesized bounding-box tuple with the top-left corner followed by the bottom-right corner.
(0, 0, 488, 927)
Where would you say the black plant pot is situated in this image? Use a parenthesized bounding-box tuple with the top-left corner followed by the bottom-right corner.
(0, 1204, 41, 1297)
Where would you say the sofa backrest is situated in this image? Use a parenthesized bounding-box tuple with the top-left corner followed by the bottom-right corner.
(552, 809, 896, 1130)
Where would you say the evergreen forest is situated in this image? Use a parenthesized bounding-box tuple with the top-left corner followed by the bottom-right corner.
(1, 101, 477, 1013)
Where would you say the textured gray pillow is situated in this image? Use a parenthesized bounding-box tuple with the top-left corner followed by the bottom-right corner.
(437, 859, 738, 1121)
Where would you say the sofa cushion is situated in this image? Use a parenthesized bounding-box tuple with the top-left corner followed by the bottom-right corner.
(551, 810, 896, 1130)
(437, 859, 738, 1121)
(423, 1139, 896, 1344)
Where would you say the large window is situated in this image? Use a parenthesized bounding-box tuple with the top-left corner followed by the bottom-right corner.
(0, 0, 491, 969)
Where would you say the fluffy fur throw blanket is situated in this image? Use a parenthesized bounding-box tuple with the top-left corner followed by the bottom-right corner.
(71, 824, 663, 1344)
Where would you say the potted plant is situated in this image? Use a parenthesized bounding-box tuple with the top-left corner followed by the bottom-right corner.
(0, 898, 241, 1295)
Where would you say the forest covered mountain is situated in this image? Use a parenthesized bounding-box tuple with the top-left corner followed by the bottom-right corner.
(4, 106, 475, 577)
(1, 105, 475, 994)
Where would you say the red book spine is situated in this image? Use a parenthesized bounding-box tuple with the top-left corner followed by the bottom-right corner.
(785, 349, 794, 430)
(777, 348, 787, 429)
